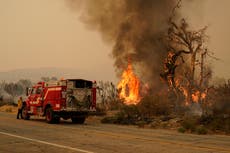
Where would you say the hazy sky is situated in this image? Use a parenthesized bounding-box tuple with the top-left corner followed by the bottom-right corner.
(0, 0, 230, 81)
(0, 0, 116, 80)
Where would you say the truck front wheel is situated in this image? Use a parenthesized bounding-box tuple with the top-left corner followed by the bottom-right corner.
(22, 106, 30, 120)
(45, 107, 60, 124)
(46, 107, 56, 124)
(71, 117, 86, 124)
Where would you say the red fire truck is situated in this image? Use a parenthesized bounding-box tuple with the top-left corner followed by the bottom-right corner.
(22, 79, 96, 124)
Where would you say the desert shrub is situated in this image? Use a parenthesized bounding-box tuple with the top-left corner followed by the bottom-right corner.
(101, 116, 118, 124)
(122, 105, 140, 118)
(199, 115, 214, 125)
(181, 118, 197, 132)
(116, 105, 140, 124)
(200, 115, 230, 134)
(180, 115, 230, 134)
(178, 127, 186, 133)
(136, 121, 146, 128)
(195, 126, 208, 135)
(101, 105, 141, 125)
(210, 118, 230, 133)
(180, 118, 208, 134)
(138, 94, 172, 118)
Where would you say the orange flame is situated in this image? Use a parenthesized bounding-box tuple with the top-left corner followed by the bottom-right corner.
(192, 91, 206, 103)
(117, 63, 140, 105)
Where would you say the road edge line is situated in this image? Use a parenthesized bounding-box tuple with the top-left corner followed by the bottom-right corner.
(0, 131, 94, 153)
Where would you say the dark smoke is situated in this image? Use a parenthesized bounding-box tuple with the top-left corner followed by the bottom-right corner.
(66, 0, 179, 91)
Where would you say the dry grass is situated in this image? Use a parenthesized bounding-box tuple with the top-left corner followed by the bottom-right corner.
(0, 105, 17, 114)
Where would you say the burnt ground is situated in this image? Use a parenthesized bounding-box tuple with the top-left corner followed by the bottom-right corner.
(0, 111, 230, 153)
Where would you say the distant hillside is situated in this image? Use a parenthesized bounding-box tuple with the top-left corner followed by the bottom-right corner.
(0, 67, 116, 82)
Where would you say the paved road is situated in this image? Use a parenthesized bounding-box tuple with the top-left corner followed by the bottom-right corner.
(0, 112, 229, 153)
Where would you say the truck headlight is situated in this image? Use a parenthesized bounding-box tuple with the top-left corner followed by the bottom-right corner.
(55, 104, 60, 108)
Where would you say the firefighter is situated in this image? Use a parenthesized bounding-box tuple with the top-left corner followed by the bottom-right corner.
(17, 97, 23, 119)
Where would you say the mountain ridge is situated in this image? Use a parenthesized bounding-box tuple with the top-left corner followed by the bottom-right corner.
(0, 67, 94, 82)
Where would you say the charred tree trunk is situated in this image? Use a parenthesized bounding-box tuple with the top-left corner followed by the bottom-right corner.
(191, 53, 196, 85)
(199, 50, 207, 87)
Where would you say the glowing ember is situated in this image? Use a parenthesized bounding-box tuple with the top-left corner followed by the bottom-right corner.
(192, 91, 200, 103)
(181, 87, 189, 106)
(117, 63, 140, 105)
(201, 92, 206, 99)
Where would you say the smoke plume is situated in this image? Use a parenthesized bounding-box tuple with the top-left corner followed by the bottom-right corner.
(66, 0, 179, 90)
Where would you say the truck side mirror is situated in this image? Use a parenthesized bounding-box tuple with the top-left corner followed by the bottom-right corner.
(26, 87, 29, 96)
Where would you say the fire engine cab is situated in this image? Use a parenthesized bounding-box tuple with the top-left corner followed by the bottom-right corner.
(22, 79, 96, 124)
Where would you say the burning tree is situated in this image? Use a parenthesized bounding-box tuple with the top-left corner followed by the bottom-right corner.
(117, 61, 141, 105)
(161, 18, 213, 112)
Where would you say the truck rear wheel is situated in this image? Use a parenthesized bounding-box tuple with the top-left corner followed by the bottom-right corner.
(54, 117, 60, 124)
(22, 106, 30, 120)
(71, 117, 86, 124)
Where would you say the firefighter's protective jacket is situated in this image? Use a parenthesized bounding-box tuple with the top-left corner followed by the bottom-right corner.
(17, 99, 23, 109)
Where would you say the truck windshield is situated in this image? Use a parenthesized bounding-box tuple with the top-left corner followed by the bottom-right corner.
(75, 80, 92, 88)
(36, 87, 42, 94)
(67, 80, 93, 89)
(30, 87, 42, 95)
